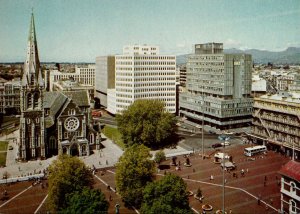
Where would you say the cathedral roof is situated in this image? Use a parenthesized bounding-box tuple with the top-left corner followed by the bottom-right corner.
(62, 90, 90, 107)
(44, 91, 68, 128)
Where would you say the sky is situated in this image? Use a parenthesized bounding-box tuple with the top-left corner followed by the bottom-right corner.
(0, 0, 300, 62)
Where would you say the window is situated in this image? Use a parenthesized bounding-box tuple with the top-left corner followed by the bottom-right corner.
(34, 93, 39, 109)
(290, 200, 296, 214)
(290, 182, 296, 193)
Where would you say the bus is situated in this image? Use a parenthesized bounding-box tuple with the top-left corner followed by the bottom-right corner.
(244, 145, 267, 157)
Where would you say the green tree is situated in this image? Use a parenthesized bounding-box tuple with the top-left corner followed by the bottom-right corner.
(141, 174, 193, 214)
(116, 99, 177, 148)
(47, 155, 94, 212)
(60, 187, 109, 214)
(154, 150, 166, 165)
(115, 144, 155, 207)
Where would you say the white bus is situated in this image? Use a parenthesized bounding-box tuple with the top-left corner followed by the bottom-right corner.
(244, 145, 267, 157)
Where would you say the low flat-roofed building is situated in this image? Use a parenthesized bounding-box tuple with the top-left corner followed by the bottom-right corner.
(252, 92, 300, 160)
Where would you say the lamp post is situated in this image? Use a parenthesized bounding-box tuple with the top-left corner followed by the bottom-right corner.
(218, 134, 230, 214)
(201, 87, 204, 159)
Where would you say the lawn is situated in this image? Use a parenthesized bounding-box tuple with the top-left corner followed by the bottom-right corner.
(0, 152, 7, 166)
(0, 141, 8, 151)
(102, 126, 126, 149)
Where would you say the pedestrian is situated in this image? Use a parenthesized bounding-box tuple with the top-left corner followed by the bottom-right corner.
(246, 168, 249, 173)
(264, 175, 267, 181)
(264, 181, 266, 187)
(193, 168, 195, 173)
(106, 160, 108, 165)
(210, 175, 214, 180)
(109, 195, 112, 201)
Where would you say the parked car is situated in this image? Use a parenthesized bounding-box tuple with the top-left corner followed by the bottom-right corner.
(212, 143, 222, 149)
(221, 141, 230, 146)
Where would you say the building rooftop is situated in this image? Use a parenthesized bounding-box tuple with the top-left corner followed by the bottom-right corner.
(279, 160, 300, 181)
(259, 92, 300, 104)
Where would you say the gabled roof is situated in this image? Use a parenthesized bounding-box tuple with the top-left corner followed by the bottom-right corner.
(43, 91, 68, 128)
(62, 90, 90, 107)
(279, 160, 300, 182)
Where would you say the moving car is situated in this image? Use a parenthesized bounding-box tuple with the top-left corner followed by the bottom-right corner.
(212, 143, 222, 149)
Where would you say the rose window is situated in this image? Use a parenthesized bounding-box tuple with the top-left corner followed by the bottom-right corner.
(64, 117, 80, 131)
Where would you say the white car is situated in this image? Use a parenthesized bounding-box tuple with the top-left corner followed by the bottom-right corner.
(221, 141, 230, 146)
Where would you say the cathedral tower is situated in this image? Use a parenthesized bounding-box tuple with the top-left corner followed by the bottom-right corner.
(19, 12, 45, 160)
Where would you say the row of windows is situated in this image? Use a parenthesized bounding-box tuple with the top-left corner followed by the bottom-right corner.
(116, 88, 132, 92)
(134, 87, 175, 93)
(134, 56, 175, 60)
(134, 67, 175, 71)
(134, 82, 174, 87)
(133, 61, 175, 66)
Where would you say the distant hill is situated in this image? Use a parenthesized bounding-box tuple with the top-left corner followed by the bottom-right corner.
(177, 47, 300, 65)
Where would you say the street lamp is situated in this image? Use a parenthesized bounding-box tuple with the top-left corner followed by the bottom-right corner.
(218, 134, 230, 214)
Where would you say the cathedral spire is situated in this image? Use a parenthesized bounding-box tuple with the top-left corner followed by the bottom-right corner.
(22, 12, 44, 87)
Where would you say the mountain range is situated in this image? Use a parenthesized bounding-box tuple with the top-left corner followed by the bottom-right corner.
(177, 47, 300, 65)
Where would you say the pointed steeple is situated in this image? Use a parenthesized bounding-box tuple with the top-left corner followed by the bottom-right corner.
(22, 11, 44, 87)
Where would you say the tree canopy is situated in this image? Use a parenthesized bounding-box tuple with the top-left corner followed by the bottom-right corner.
(154, 150, 166, 165)
(141, 173, 193, 214)
(115, 144, 155, 207)
(60, 187, 109, 214)
(47, 155, 94, 212)
(116, 99, 177, 148)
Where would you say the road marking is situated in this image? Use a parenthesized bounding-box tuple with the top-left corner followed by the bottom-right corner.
(0, 185, 32, 208)
(94, 174, 139, 214)
(157, 173, 278, 212)
(191, 207, 200, 214)
(34, 194, 48, 214)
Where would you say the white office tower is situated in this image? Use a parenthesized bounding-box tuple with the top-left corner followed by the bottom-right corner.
(107, 45, 176, 114)
(180, 43, 253, 130)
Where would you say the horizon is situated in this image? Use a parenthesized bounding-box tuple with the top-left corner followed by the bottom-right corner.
(0, 0, 299, 62)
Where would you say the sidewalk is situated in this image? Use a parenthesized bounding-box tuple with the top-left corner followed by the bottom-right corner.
(0, 131, 124, 179)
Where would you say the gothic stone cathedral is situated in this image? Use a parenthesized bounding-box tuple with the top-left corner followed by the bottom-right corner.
(18, 13, 100, 161)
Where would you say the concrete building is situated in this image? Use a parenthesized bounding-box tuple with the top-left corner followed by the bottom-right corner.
(251, 92, 300, 159)
(252, 75, 267, 97)
(276, 74, 294, 91)
(0, 77, 6, 113)
(279, 161, 300, 214)
(95, 56, 115, 108)
(0, 78, 21, 114)
(106, 45, 176, 114)
(53, 79, 95, 102)
(179, 43, 253, 130)
(45, 64, 95, 91)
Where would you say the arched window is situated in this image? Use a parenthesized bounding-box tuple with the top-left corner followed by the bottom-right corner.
(50, 136, 56, 149)
(31, 75, 35, 85)
(27, 93, 32, 109)
(290, 199, 296, 214)
(34, 93, 39, 109)
(290, 182, 296, 193)
(68, 108, 76, 115)
(89, 134, 94, 144)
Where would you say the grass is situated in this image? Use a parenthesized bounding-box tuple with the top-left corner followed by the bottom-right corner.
(0, 152, 7, 166)
(102, 126, 126, 149)
(0, 141, 8, 151)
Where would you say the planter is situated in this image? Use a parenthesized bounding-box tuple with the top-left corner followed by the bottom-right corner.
(215, 210, 227, 214)
(202, 204, 213, 211)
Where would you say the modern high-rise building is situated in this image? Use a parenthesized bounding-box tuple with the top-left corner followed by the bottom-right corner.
(179, 43, 253, 130)
(105, 45, 176, 114)
(95, 56, 115, 108)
